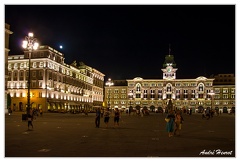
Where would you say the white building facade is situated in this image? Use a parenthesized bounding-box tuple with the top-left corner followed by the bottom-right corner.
(105, 54, 235, 113)
(7, 45, 105, 113)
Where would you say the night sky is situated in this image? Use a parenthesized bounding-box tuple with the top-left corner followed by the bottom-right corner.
(5, 5, 235, 80)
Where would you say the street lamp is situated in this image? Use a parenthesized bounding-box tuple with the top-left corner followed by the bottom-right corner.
(105, 78, 114, 110)
(22, 32, 39, 115)
(45, 83, 48, 112)
(208, 90, 215, 110)
(128, 91, 133, 115)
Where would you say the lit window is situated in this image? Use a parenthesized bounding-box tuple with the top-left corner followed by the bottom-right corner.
(33, 62, 37, 68)
(198, 84, 204, 91)
(136, 84, 141, 92)
(223, 88, 228, 93)
(14, 63, 18, 69)
(20, 63, 24, 68)
(39, 62, 43, 67)
(136, 94, 141, 98)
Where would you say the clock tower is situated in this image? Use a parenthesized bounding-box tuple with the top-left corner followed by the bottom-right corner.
(161, 53, 178, 80)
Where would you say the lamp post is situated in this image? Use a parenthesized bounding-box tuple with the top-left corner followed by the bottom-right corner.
(208, 90, 215, 110)
(105, 78, 114, 110)
(45, 83, 48, 112)
(128, 91, 133, 115)
(22, 32, 39, 115)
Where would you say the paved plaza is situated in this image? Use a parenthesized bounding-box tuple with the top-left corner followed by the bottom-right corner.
(5, 111, 235, 157)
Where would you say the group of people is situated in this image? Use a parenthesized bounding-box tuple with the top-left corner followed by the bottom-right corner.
(165, 110, 184, 137)
(95, 108, 120, 128)
(95, 107, 185, 137)
(202, 109, 218, 119)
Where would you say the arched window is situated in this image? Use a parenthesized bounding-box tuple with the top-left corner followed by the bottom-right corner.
(167, 84, 172, 92)
(135, 83, 141, 98)
(136, 83, 141, 92)
(198, 83, 204, 92)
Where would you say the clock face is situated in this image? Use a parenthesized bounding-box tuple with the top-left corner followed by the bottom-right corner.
(167, 67, 172, 72)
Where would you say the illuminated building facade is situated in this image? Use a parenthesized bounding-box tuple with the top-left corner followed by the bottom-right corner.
(5, 23, 13, 113)
(104, 54, 235, 113)
(7, 45, 105, 112)
(211, 74, 235, 113)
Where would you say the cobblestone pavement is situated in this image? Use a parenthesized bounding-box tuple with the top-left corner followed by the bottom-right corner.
(5, 112, 235, 157)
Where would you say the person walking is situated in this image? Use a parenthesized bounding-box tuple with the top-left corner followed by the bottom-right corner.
(114, 108, 120, 127)
(174, 111, 184, 136)
(8, 107, 12, 116)
(95, 108, 101, 128)
(166, 110, 175, 137)
(104, 108, 111, 128)
(39, 108, 43, 116)
(84, 109, 88, 116)
(28, 108, 34, 130)
(206, 108, 210, 119)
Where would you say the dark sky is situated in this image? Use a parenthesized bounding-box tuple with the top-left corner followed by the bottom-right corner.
(5, 5, 235, 80)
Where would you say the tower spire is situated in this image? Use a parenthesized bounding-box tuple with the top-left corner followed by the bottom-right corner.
(169, 43, 171, 56)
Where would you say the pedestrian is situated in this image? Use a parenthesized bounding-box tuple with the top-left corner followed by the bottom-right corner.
(28, 109, 33, 130)
(84, 109, 88, 116)
(166, 110, 175, 137)
(174, 111, 184, 136)
(95, 108, 101, 128)
(141, 108, 144, 117)
(104, 108, 111, 128)
(114, 108, 120, 127)
(39, 108, 43, 116)
(206, 109, 210, 119)
(136, 109, 140, 116)
(33, 108, 37, 120)
(189, 108, 192, 115)
(8, 107, 12, 116)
